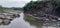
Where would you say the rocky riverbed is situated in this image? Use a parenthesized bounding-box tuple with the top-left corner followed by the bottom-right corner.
(0, 10, 21, 25)
(25, 14, 60, 28)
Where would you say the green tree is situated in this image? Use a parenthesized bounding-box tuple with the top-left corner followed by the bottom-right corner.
(0, 8, 4, 12)
(23, 1, 45, 12)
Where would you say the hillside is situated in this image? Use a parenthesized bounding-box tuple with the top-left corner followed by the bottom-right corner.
(23, 1, 60, 21)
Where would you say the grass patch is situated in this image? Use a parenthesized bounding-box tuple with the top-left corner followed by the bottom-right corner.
(25, 14, 44, 23)
(25, 14, 44, 27)
(25, 14, 37, 23)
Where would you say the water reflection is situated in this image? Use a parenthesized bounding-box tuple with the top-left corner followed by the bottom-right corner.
(0, 12, 37, 28)
(0, 12, 60, 28)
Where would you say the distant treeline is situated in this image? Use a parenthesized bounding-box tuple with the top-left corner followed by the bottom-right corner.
(0, 6, 22, 11)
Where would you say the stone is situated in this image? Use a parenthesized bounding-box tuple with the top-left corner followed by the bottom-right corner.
(58, 18, 60, 21)
(0, 19, 3, 24)
(3, 19, 10, 25)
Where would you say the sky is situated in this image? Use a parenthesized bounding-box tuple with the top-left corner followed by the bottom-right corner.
(0, 0, 37, 8)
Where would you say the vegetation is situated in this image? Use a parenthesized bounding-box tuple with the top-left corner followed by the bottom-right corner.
(25, 14, 45, 22)
(0, 5, 23, 12)
(23, 0, 60, 16)
(11, 14, 20, 18)
(23, 0, 60, 12)
(0, 8, 5, 12)
(25, 14, 37, 23)
(23, 1, 45, 12)
(23, 0, 60, 23)
(25, 14, 44, 27)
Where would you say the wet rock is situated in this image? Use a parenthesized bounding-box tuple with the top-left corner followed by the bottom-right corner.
(43, 17, 49, 21)
(17, 14, 20, 17)
(57, 21, 60, 27)
(58, 18, 60, 21)
(0, 19, 3, 25)
(9, 19, 13, 21)
(51, 19, 57, 21)
(2, 19, 10, 25)
(12, 14, 20, 18)
(0, 11, 21, 25)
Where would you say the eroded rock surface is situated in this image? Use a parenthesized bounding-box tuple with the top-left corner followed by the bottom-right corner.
(0, 11, 21, 25)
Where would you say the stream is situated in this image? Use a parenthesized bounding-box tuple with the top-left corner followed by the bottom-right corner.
(0, 12, 60, 28)
(0, 12, 37, 28)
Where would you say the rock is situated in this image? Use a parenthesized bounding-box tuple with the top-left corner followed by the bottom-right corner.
(58, 18, 60, 21)
(2, 19, 10, 25)
(51, 19, 57, 21)
(9, 19, 13, 21)
(17, 14, 20, 17)
(0, 19, 3, 25)
(12, 14, 20, 18)
(42, 17, 49, 21)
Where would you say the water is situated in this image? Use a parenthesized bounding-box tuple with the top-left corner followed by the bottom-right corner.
(0, 12, 60, 28)
(0, 12, 37, 28)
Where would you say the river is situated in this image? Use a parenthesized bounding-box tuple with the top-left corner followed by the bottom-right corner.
(0, 12, 60, 28)
(0, 12, 37, 28)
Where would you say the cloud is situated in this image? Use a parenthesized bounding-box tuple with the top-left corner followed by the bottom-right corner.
(0, 0, 31, 7)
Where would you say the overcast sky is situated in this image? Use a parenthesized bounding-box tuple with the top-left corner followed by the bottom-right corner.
(0, 0, 38, 8)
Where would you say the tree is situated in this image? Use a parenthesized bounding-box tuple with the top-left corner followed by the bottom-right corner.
(0, 8, 4, 12)
(23, 1, 45, 13)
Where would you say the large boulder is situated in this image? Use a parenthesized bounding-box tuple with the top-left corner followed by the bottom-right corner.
(2, 19, 10, 25)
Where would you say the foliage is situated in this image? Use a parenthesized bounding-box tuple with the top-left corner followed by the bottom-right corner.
(23, 1, 45, 12)
(0, 8, 4, 12)
(25, 15, 37, 22)
(23, 0, 60, 12)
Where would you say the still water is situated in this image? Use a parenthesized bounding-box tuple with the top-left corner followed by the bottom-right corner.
(0, 12, 60, 28)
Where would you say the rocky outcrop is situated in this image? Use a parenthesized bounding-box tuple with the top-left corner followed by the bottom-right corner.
(0, 11, 20, 25)
(24, 1, 60, 21)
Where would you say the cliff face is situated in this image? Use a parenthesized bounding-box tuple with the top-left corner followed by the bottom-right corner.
(24, 1, 60, 17)
(43, 2, 54, 14)
(55, 7, 60, 17)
